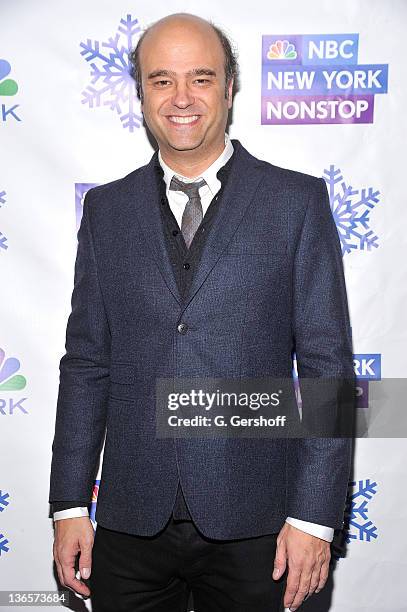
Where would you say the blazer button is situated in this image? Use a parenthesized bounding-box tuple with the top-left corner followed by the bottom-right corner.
(177, 322, 188, 334)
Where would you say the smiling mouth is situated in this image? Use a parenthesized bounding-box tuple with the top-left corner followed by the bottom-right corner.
(167, 115, 200, 124)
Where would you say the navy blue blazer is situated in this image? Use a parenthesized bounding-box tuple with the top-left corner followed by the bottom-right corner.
(49, 139, 354, 539)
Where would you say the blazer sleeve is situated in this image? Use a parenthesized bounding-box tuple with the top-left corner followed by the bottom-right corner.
(287, 177, 355, 530)
(49, 188, 111, 504)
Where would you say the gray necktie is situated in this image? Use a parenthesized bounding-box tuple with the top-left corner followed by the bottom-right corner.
(169, 176, 206, 248)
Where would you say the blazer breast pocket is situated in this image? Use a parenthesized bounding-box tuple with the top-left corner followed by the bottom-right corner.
(225, 236, 288, 256)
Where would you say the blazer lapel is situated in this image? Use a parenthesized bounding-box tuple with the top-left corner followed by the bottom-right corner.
(133, 153, 183, 305)
(182, 140, 266, 310)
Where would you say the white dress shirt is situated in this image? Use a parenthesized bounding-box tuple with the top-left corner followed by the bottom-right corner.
(158, 132, 234, 225)
(53, 133, 334, 543)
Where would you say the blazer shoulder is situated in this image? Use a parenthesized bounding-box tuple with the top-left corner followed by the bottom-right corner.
(233, 140, 321, 193)
(83, 161, 150, 210)
(259, 158, 323, 194)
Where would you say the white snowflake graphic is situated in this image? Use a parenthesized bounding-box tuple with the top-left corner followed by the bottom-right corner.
(345, 478, 378, 542)
(80, 14, 142, 131)
(333, 478, 378, 559)
(0, 189, 8, 252)
(0, 490, 10, 512)
(323, 165, 380, 255)
(0, 488, 10, 556)
(0, 534, 10, 556)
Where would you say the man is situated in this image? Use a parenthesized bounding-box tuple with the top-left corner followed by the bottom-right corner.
(49, 13, 354, 612)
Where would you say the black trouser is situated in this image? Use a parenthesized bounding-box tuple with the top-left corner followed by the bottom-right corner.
(90, 516, 286, 612)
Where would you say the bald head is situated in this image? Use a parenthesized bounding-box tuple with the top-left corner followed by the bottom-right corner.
(144, 13, 215, 42)
(129, 13, 238, 103)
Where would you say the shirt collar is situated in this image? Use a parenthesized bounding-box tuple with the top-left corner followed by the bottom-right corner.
(158, 133, 234, 198)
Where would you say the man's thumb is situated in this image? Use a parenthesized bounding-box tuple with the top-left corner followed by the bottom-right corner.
(272, 541, 287, 579)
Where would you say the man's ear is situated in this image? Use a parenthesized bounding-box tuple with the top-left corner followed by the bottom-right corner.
(227, 78, 234, 108)
(139, 85, 144, 110)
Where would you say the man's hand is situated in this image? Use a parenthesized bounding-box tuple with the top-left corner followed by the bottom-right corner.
(53, 517, 94, 598)
(272, 522, 331, 611)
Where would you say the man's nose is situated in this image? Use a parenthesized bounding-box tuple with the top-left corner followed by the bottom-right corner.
(171, 83, 195, 109)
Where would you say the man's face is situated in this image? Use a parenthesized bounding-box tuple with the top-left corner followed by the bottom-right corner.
(139, 18, 233, 159)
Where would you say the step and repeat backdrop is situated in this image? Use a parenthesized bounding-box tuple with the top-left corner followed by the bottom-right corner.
(1, 0, 406, 610)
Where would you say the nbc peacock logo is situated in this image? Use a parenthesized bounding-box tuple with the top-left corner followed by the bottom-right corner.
(0, 348, 26, 391)
(0, 59, 21, 123)
(0, 347, 28, 415)
(0, 60, 18, 96)
(267, 39, 297, 60)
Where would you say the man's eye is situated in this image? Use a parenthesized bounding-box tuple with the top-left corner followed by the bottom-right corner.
(195, 78, 210, 85)
(155, 80, 171, 87)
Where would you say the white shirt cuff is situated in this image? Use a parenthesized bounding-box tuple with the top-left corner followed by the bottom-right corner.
(285, 517, 334, 542)
(53, 507, 89, 521)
